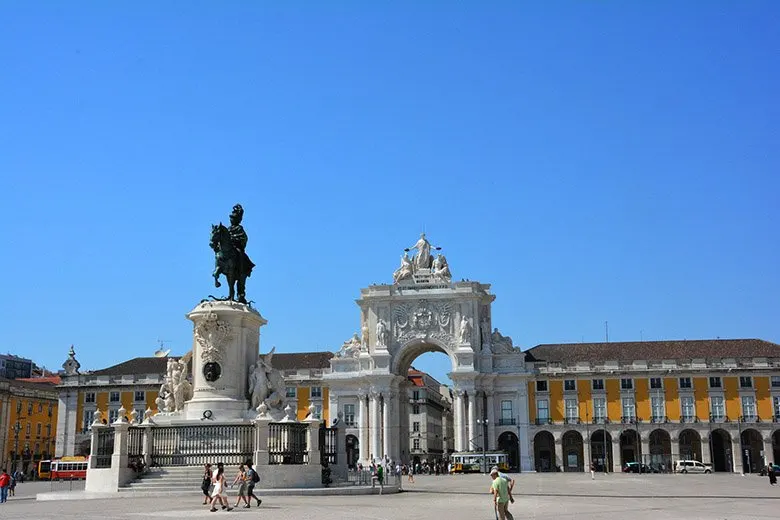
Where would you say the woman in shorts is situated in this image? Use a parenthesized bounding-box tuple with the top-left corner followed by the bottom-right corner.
(209, 465, 232, 512)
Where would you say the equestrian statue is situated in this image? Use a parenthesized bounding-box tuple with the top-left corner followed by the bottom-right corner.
(210, 204, 256, 304)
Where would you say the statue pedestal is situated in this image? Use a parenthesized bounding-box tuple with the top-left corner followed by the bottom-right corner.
(183, 300, 267, 422)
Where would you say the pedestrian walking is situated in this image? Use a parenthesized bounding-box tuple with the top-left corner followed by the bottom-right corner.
(407, 464, 414, 483)
(489, 466, 515, 504)
(8, 472, 16, 497)
(768, 463, 777, 486)
(209, 464, 233, 512)
(201, 464, 213, 505)
(590, 461, 596, 480)
(232, 464, 250, 508)
(376, 463, 384, 494)
(245, 460, 262, 507)
(489, 468, 515, 520)
(0, 469, 10, 504)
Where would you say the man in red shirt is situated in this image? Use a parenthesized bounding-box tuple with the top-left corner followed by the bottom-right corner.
(0, 468, 10, 503)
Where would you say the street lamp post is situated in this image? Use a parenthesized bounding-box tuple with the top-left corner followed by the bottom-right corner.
(12, 421, 21, 473)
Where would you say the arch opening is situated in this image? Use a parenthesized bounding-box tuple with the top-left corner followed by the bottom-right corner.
(710, 429, 733, 472)
(533, 431, 556, 472)
(590, 430, 613, 472)
(649, 429, 673, 471)
(678, 429, 702, 462)
(741, 428, 763, 474)
(497, 431, 519, 471)
(398, 347, 455, 468)
(562, 430, 584, 472)
(619, 429, 640, 468)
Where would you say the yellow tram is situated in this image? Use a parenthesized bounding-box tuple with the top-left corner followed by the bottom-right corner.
(449, 452, 510, 474)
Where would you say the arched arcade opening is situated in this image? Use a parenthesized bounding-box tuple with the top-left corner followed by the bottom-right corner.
(710, 429, 733, 472)
(590, 430, 613, 472)
(562, 430, 584, 472)
(533, 431, 556, 472)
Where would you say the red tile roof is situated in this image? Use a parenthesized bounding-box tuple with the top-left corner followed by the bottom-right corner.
(525, 338, 780, 364)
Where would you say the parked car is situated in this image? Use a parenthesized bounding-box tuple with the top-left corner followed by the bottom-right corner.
(622, 462, 651, 473)
(674, 460, 712, 474)
(759, 464, 780, 476)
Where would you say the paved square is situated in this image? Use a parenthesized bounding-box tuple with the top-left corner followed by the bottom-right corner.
(2, 473, 779, 519)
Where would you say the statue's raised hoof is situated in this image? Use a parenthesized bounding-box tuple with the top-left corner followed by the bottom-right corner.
(214, 280, 221, 288)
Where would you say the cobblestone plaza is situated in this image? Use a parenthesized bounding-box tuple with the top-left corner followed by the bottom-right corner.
(4, 473, 779, 519)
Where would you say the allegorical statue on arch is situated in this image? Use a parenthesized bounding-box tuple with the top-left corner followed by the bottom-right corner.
(393, 233, 451, 284)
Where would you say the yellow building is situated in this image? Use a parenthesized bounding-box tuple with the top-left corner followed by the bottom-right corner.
(0, 377, 59, 474)
(526, 339, 780, 474)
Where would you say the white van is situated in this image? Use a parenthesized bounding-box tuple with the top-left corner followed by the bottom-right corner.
(675, 460, 712, 474)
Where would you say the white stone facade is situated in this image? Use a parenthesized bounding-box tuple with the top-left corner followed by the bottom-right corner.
(325, 236, 533, 470)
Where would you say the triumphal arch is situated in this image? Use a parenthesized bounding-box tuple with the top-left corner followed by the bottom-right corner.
(324, 234, 533, 470)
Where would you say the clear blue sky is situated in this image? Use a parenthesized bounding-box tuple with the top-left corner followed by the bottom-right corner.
(2, 3, 778, 385)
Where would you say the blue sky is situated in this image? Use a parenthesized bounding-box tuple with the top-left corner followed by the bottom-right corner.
(1, 3, 778, 385)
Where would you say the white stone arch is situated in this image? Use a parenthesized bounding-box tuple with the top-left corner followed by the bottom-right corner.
(324, 235, 532, 470)
(391, 337, 460, 377)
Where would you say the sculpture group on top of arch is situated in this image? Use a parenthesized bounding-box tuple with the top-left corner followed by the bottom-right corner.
(393, 233, 451, 284)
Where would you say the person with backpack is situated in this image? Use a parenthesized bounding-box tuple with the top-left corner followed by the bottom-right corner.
(245, 460, 262, 507)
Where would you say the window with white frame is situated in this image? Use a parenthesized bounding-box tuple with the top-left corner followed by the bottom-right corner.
(536, 399, 549, 420)
(592, 379, 604, 391)
(83, 410, 94, 432)
(651, 396, 665, 421)
(109, 391, 120, 403)
(501, 400, 513, 422)
(108, 409, 119, 423)
(772, 376, 780, 388)
(565, 399, 578, 420)
(313, 404, 322, 420)
(741, 396, 756, 419)
(679, 377, 692, 389)
(286, 387, 296, 398)
(413, 421, 420, 432)
(536, 380, 548, 392)
(774, 396, 780, 418)
(739, 376, 753, 389)
(413, 438, 420, 450)
(85, 392, 96, 403)
(709, 377, 722, 388)
(681, 396, 695, 420)
(412, 390, 420, 400)
(564, 380, 576, 391)
(621, 397, 635, 420)
(621, 378, 633, 390)
(46, 423, 51, 437)
(310, 386, 322, 398)
(650, 377, 663, 389)
(593, 398, 606, 421)
(412, 405, 420, 414)
(710, 396, 725, 420)
(36, 423, 42, 437)
(343, 404, 355, 426)
(134, 391, 145, 402)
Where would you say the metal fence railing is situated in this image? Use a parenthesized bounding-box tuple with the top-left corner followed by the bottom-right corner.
(94, 428, 115, 468)
(268, 423, 308, 465)
(150, 424, 254, 466)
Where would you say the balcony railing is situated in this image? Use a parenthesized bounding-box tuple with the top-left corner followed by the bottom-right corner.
(679, 416, 698, 423)
(650, 416, 669, 424)
(498, 418, 516, 426)
(740, 415, 760, 423)
(564, 417, 581, 425)
(709, 415, 728, 423)
(535, 418, 553, 425)
(621, 416, 637, 424)
(773, 415, 780, 423)
(591, 417, 609, 425)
